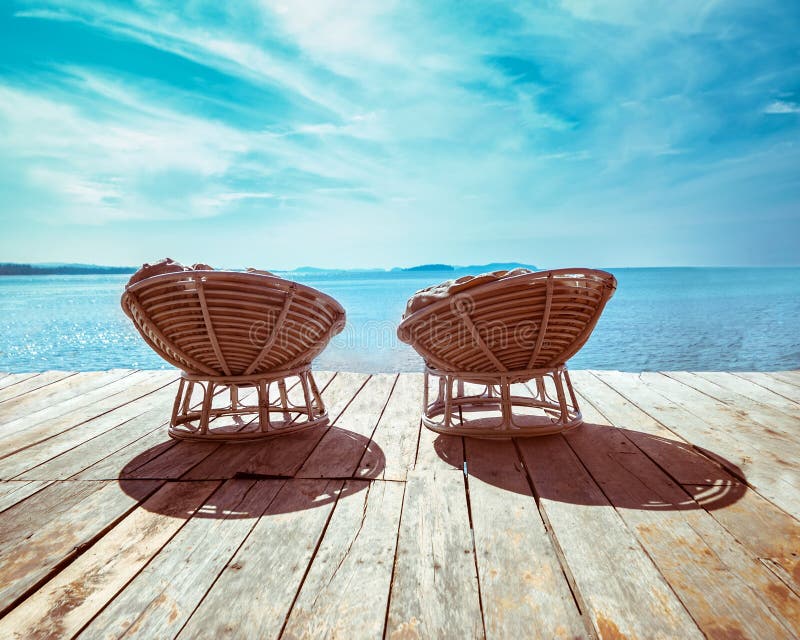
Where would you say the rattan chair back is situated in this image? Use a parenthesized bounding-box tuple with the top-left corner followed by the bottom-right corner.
(398, 268, 616, 377)
(122, 270, 345, 377)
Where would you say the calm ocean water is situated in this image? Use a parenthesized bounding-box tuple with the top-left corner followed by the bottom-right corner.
(1, 268, 798, 373)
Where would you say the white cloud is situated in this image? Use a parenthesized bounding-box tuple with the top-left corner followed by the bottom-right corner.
(259, 0, 404, 66)
(0, 78, 256, 222)
(764, 100, 800, 114)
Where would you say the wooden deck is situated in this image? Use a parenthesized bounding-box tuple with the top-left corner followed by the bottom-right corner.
(0, 369, 798, 639)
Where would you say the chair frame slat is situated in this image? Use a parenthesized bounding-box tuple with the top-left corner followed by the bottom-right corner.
(528, 272, 554, 368)
(245, 284, 296, 376)
(196, 277, 232, 377)
(456, 308, 508, 372)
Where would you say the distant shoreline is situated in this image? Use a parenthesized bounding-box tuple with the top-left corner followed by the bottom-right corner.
(0, 264, 137, 276)
(0, 261, 538, 277)
(1, 263, 797, 277)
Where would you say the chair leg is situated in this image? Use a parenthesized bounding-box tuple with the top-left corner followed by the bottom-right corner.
(300, 373, 314, 420)
(181, 381, 195, 414)
(422, 368, 430, 419)
(308, 372, 325, 416)
(258, 380, 270, 432)
(199, 382, 215, 435)
(278, 379, 290, 422)
(230, 384, 239, 411)
(552, 371, 569, 425)
(171, 378, 186, 427)
(564, 369, 580, 414)
(500, 376, 513, 430)
(535, 376, 547, 401)
(442, 375, 455, 428)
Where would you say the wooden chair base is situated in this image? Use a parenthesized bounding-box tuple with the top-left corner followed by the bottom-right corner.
(169, 367, 328, 442)
(422, 365, 583, 438)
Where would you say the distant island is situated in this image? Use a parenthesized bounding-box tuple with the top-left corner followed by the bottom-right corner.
(397, 262, 536, 273)
(0, 263, 137, 276)
(401, 264, 455, 272)
(0, 261, 537, 276)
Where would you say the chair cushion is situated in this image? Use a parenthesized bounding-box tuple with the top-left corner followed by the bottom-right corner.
(127, 260, 277, 288)
(126, 258, 193, 287)
(404, 267, 534, 317)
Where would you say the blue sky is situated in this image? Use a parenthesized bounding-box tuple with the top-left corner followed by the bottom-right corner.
(0, 1, 798, 269)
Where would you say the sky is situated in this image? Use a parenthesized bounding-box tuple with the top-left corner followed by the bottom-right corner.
(0, 1, 798, 269)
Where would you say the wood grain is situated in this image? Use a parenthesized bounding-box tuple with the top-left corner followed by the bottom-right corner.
(75, 479, 281, 640)
(0, 481, 219, 640)
(517, 435, 704, 639)
(386, 470, 483, 640)
(176, 479, 341, 640)
(464, 438, 587, 639)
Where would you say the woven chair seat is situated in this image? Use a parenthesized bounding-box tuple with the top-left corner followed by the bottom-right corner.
(122, 261, 345, 441)
(397, 268, 616, 437)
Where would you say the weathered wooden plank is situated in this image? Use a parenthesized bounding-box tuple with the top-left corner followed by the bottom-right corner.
(0, 372, 34, 385)
(517, 435, 704, 640)
(176, 479, 342, 640)
(0, 481, 220, 640)
(684, 482, 800, 593)
(652, 372, 800, 455)
(672, 371, 800, 424)
(638, 372, 800, 489)
(575, 371, 800, 624)
(735, 372, 800, 404)
(182, 371, 366, 480)
(0, 370, 134, 424)
(283, 479, 404, 639)
(0, 371, 76, 403)
(464, 438, 587, 639)
(568, 399, 799, 639)
(769, 371, 800, 387)
(0, 480, 53, 513)
(593, 370, 800, 519)
(414, 427, 463, 473)
(13, 405, 172, 481)
(356, 372, 423, 482)
(0, 373, 40, 393)
(685, 483, 800, 627)
(297, 373, 396, 478)
(0, 371, 177, 459)
(73, 427, 193, 481)
(386, 470, 483, 640)
(66, 380, 255, 479)
(0, 384, 178, 480)
(692, 371, 800, 414)
(570, 370, 740, 485)
(0, 479, 161, 616)
(17, 378, 227, 481)
(0, 370, 176, 437)
(76, 479, 282, 640)
(71, 383, 259, 481)
(413, 384, 466, 475)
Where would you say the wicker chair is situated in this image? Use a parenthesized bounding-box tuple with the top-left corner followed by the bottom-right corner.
(397, 268, 616, 438)
(121, 265, 345, 441)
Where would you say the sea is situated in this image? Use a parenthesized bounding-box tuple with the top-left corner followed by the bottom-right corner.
(1, 267, 799, 373)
